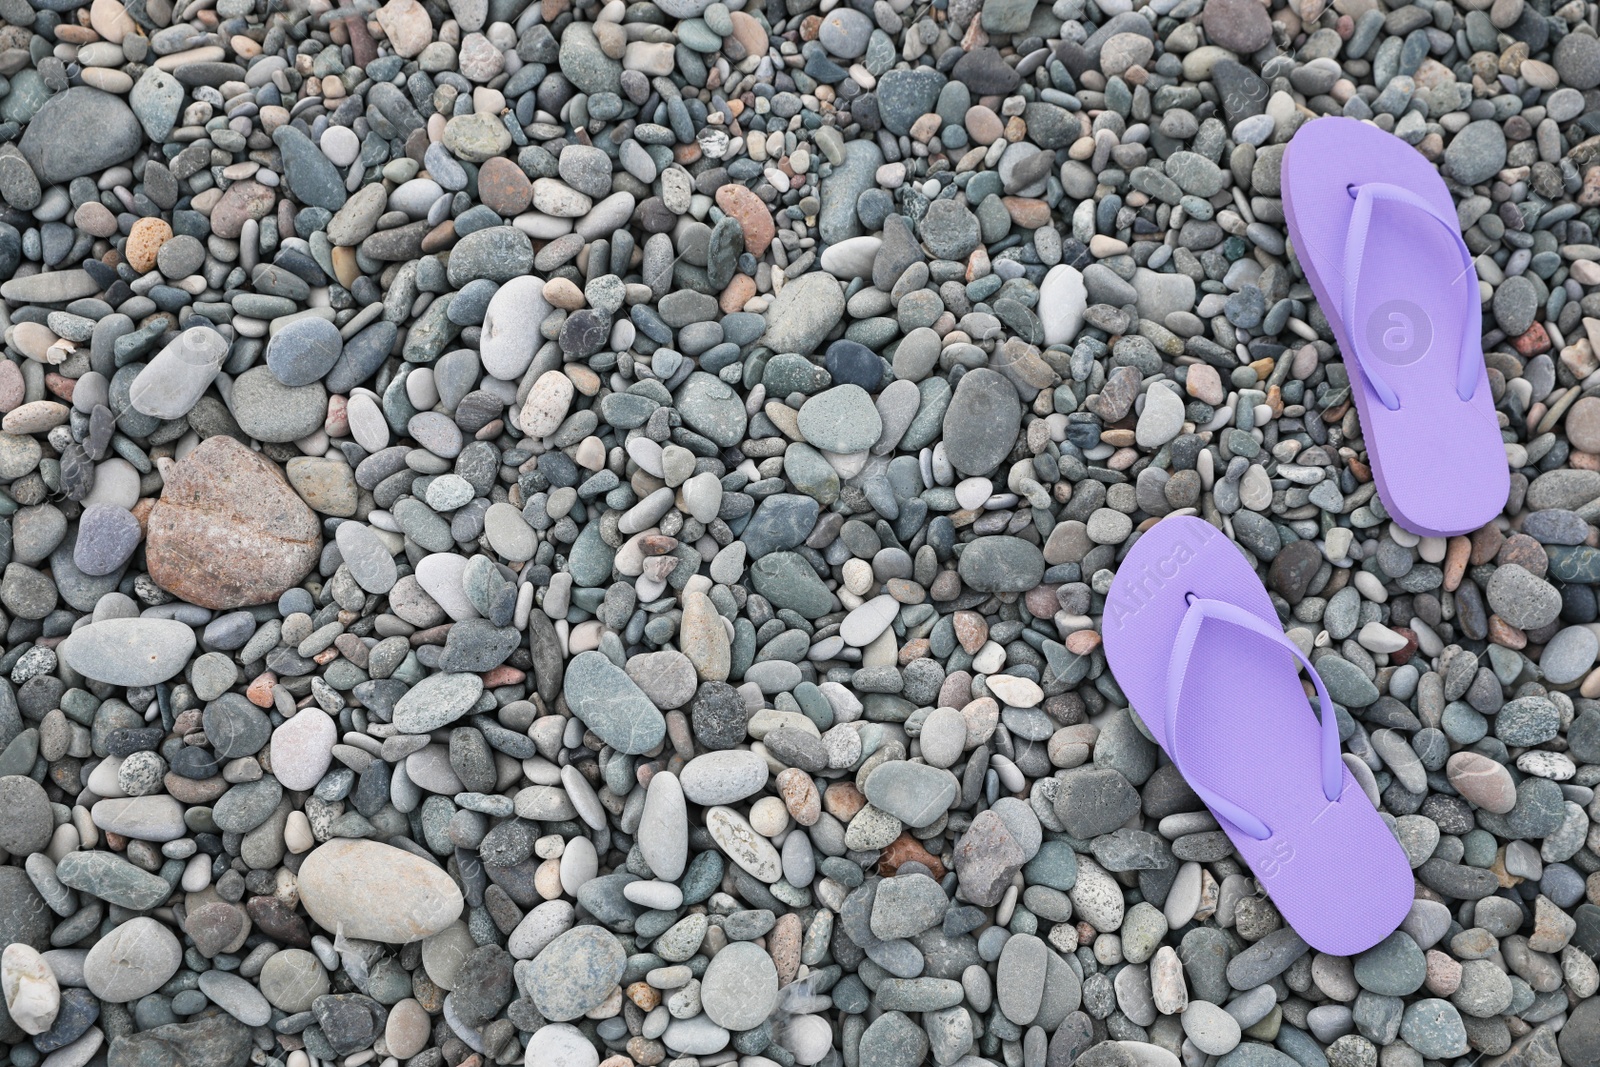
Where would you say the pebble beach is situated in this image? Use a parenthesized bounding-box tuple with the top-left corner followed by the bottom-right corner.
(1, 2, 1600, 1067)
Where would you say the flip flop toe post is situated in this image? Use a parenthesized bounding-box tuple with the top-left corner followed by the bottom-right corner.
(1103, 517, 1413, 956)
(1283, 117, 1509, 538)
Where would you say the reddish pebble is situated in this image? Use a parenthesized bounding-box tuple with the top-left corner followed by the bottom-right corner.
(125, 216, 172, 272)
(720, 274, 756, 313)
(776, 767, 821, 826)
(247, 672, 278, 707)
(878, 832, 947, 879)
(953, 610, 988, 653)
(324, 394, 349, 437)
(896, 638, 930, 665)
(1487, 616, 1527, 649)
(481, 664, 525, 687)
(45, 372, 75, 402)
(822, 781, 866, 821)
(1424, 950, 1463, 996)
(477, 156, 533, 215)
(1066, 630, 1102, 655)
(1023, 586, 1059, 621)
(1389, 627, 1419, 665)
(345, 16, 376, 65)
(1442, 535, 1472, 591)
(1469, 522, 1505, 565)
(1512, 322, 1551, 356)
(0, 360, 25, 412)
(714, 184, 776, 256)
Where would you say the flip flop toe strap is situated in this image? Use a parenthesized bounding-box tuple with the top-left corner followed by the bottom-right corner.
(1342, 180, 1481, 412)
(1164, 596, 1344, 841)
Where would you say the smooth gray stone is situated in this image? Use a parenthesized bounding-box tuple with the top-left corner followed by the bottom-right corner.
(59, 618, 196, 685)
(128, 327, 228, 418)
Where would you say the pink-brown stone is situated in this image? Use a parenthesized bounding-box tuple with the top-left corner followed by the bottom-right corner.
(146, 436, 321, 609)
(714, 185, 776, 256)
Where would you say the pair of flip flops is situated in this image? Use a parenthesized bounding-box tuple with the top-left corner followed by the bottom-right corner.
(1101, 120, 1513, 955)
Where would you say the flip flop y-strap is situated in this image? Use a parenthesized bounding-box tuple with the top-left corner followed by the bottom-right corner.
(1164, 595, 1344, 841)
(1341, 180, 1480, 412)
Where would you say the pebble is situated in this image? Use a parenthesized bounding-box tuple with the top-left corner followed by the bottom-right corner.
(699, 940, 779, 1029)
(798, 385, 882, 453)
(1485, 564, 1562, 629)
(393, 672, 484, 732)
(128, 326, 228, 419)
(1136, 386, 1186, 448)
(0, 776, 52, 856)
(197, 970, 271, 1026)
(944, 369, 1023, 477)
(527, 1024, 599, 1067)
(563, 651, 666, 754)
(145, 436, 321, 609)
(1202, 0, 1273, 51)
(864, 761, 960, 827)
(270, 708, 337, 791)
(259, 950, 329, 1013)
(58, 618, 196, 685)
(387, 999, 432, 1058)
(524, 926, 626, 1022)
(1443, 121, 1508, 186)
(1563, 998, 1600, 1067)
(267, 317, 344, 387)
(18, 88, 142, 182)
(83, 918, 183, 1002)
(104, 1015, 251, 1067)
(73, 504, 143, 577)
(681, 750, 769, 805)
(2, 944, 60, 1036)
(296, 840, 464, 943)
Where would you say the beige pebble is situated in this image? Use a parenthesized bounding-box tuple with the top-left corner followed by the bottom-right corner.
(283, 811, 314, 852)
(776, 767, 820, 825)
(80, 67, 134, 92)
(1520, 58, 1559, 89)
(153, 44, 226, 71)
(2, 401, 70, 435)
(574, 436, 607, 470)
(89, 0, 136, 41)
(375, 0, 433, 56)
(535, 856, 564, 899)
(385, 998, 431, 1059)
(1150, 945, 1188, 1014)
(749, 796, 790, 837)
(75, 202, 119, 237)
(841, 558, 873, 596)
(7, 322, 63, 364)
(543, 276, 585, 309)
(518, 370, 575, 438)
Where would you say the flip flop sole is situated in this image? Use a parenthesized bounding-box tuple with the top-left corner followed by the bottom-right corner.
(1103, 517, 1413, 955)
(1283, 118, 1508, 538)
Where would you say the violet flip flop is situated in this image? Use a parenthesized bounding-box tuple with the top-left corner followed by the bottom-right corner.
(1102, 516, 1412, 956)
(1282, 117, 1509, 538)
